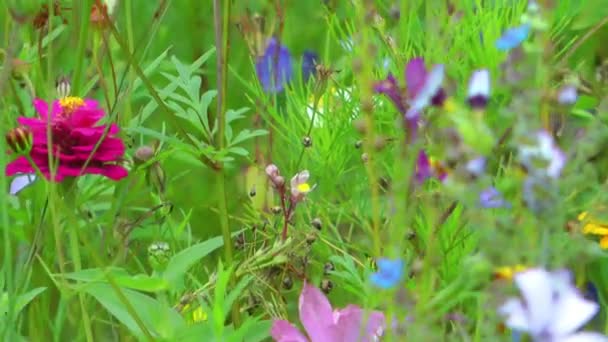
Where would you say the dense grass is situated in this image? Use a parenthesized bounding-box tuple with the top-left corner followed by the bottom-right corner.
(2, 0, 608, 341)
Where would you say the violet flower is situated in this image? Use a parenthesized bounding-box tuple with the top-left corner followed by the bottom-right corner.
(557, 85, 577, 105)
(479, 186, 509, 209)
(499, 268, 606, 342)
(255, 37, 293, 93)
(302, 50, 318, 83)
(271, 281, 385, 342)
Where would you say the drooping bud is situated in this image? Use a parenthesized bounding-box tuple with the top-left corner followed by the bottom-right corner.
(56, 76, 71, 99)
(6, 126, 33, 155)
(265, 163, 280, 179)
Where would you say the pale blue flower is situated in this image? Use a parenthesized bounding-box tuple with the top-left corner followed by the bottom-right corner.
(370, 258, 404, 289)
(496, 24, 530, 51)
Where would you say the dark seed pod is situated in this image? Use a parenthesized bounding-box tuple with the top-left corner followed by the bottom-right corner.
(249, 187, 256, 197)
(305, 232, 317, 245)
(323, 262, 335, 275)
(271, 206, 282, 215)
(320, 279, 333, 294)
(282, 276, 293, 290)
(302, 136, 312, 147)
(355, 140, 363, 149)
(311, 218, 322, 230)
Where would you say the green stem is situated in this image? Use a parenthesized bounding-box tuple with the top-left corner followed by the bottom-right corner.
(72, 0, 92, 95)
(213, 0, 240, 327)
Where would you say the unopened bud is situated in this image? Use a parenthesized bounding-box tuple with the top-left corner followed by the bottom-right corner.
(323, 261, 335, 275)
(134, 145, 155, 164)
(56, 76, 71, 98)
(302, 136, 312, 147)
(265, 164, 280, 179)
(355, 140, 363, 149)
(271, 206, 282, 215)
(282, 276, 293, 290)
(6, 126, 32, 155)
(311, 218, 322, 230)
(147, 241, 171, 271)
(361, 153, 369, 163)
(305, 232, 317, 245)
(320, 279, 334, 294)
(274, 175, 285, 188)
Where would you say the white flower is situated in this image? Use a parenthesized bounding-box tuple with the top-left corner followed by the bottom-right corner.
(499, 268, 607, 342)
(519, 131, 566, 179)
(290, 170, 313, 202)
(557, 85, 578, 105)
(9, 173, 36, 196)
(406, 64, 445, 119)
(467, 69, 490, 109)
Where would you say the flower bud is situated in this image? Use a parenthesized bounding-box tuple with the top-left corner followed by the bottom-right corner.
(320, 279, 334, 294)
(302, 136, 312, 148)
(134, 145, 155, 164)
(274, 176, 285, 188)
(311, 218, 322, 230)
(147, 241, 171, 271)
(6, 126, 33, 155)
(56, 76, 71, 99)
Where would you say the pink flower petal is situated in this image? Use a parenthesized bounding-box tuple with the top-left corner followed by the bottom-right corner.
(335, 305, 385, 342)
(270, 320, 308, 342)
(299, 281, 338, 342)
(5, 157, 34, 176)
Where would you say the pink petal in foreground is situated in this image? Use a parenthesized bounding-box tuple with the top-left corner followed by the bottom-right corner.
(299, 281, 338, 342)
(335, 305, 385, 342)
(271, 320, 308, 342)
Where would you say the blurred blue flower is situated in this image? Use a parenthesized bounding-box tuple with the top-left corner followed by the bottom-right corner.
(370, 258, 404, 289)
(301, 50, 318, 83)
(479, 186, 509, 209)
(255, 38, 293, 93)
(495, 24, 530, 51)
(557, 85, 578, 105)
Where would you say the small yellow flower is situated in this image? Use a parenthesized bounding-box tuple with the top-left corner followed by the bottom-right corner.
(493, 264, 528, 281)
(578, 211, 608, 249)
(59, 96, 84, 115)
(182, 303, 208, 324)
(443, 97, 458, 113)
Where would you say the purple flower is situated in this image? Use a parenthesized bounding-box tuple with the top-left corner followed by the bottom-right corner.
(301, 51, 318, 83)
(374, 58, 446, 140)
(496, 24, 531, 51)
(415, 150, 447, 183)
(255, 38, 293, 93)
(479, 186, 509, 208)
(370, 258, 405, 289)
(467, 69, 491, 109)
(466, 157, 486, 177)
(271, 281, 385, 342)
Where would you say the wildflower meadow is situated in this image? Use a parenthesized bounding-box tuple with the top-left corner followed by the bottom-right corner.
(3, 0, 608, 341)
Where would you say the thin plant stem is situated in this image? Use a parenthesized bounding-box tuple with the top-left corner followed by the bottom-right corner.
(213, 0, 240, 327)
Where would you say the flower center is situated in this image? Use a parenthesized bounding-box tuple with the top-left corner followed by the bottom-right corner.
(59, 96, 84, 116)
(296, 183, 311, 193)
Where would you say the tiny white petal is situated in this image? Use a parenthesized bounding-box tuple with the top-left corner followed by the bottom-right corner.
(468, 69, 490, 99)
(558, 85, 578, 105)
(9, 174, 36, 196)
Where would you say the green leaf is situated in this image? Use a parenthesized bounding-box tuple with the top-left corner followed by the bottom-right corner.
(83, 283, 185, 340)
(0, 287, 46, 316)
(61, 268, 169, 292)
(162, 235, 225, 285)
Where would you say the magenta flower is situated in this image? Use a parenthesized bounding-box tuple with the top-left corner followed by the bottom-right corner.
(415, 150, 447, 183)
(271, 281, 385, 342)
(5, 97, 128, 182)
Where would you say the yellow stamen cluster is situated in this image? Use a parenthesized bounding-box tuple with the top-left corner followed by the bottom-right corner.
(443, 97, 458, 114)
(578, 211, 608, 249)
(59, 96, 84, 115)
(493, 264, 528, 281)
(296, 182, 311, 194)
